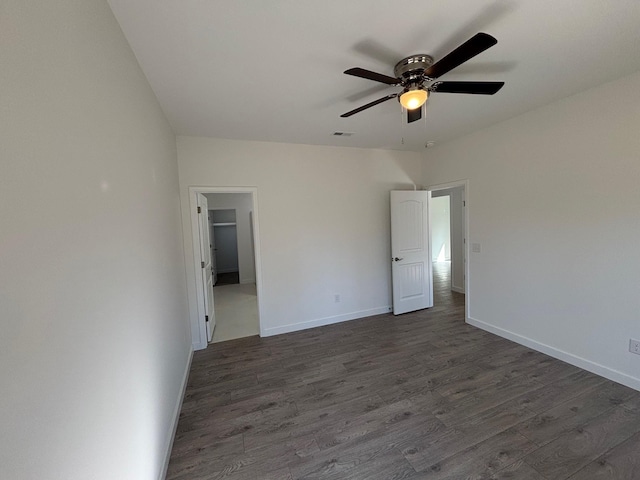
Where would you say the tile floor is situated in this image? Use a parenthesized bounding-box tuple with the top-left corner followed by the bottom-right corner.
(211, 282, 259, 343)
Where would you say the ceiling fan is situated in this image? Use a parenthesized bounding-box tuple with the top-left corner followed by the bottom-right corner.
(340, 33, 505, 123)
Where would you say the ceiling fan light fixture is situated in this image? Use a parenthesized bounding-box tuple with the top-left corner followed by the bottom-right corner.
(400, 88, 428, 110)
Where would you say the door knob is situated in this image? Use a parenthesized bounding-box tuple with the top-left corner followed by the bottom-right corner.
(393, 257, 403, 262)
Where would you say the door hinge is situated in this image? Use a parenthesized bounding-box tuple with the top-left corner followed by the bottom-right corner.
(197, 206, 201, 213)
(201, 261, 205, 268)
(463, 200, 466, 207)
(205, 315, 209, 323)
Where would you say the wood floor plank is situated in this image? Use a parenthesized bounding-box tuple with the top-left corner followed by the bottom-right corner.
(566, 430, 640, 480)
(516, 380, 637, 446)
(432, 372, 544, 426)
(259, 467, 294, 480)
(287, 403, 444, 480)
(484, 460, 547, 479)
(399, 397, 536, 472)
(167, 434, 244, 475)
(514, 370, 607, 414)
(314, 399, 444, 451)
(453, 396, 537, 433)
(242, 394, 386, 452)
(180, 389, 288, 421)
(166, 262, 640, 480)
(407, 428, 538, 478)
(170, 434, 317, 480)
(378, 363, 486, 405)
(523, 395, 640, 480)
(433, 355, 548, 402)
(290, 428, 418, 480)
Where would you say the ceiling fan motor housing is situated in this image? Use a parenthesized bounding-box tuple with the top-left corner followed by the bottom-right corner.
(394, 54, 434, 86)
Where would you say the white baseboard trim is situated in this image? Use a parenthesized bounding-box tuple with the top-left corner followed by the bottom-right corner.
(158, 346, 194, 480)
(467, 316, 640, 392)
(451, 286, 465, 294)
(261, 306, 392, 337)
(193, 340, 207, 351)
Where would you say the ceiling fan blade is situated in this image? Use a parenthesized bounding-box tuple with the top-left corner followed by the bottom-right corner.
(344, 67, 399, 85)
(431, 81, 504, 95)
(425, 33, 498, 79)
(407, 107, 422, 123)
(340, 94, 398, 117)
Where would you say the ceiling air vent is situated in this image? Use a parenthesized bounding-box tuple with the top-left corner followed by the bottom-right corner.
(332, 131, 354, 137)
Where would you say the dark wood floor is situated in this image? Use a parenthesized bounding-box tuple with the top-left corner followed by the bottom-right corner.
(167, 262, 640, 479)
(215, 272, 240, 286)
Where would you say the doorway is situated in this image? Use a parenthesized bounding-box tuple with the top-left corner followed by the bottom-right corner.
(189, 187, 263, 347)
(205, 193, 259, 343)
(429, 181, 468, 319)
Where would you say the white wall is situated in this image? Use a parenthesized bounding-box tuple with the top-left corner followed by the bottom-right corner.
(0, 2, 191, 479)
(205, 193, 255, 283)
(178, 137, 423, 346)
(449, 187, 465, 293)
(422, 71, 640, 391)
(430, 196, 451, 262)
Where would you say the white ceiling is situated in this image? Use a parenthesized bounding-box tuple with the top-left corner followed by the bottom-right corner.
(107, 0, 640, 152)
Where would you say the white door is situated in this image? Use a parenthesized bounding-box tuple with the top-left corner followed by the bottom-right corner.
(390, 190, 433, 315)
(197, 194, 216, 341)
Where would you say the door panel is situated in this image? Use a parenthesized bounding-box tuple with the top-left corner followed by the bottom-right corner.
(398, 262, 425, 298)
(391, 191, 433, 315)
(197, 194, 215, 341)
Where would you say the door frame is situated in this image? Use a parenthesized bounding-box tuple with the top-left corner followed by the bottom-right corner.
(189, 186, 264, 349)
(427, 179, 470, 323)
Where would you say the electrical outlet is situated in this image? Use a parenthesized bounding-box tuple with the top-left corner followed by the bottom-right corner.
(630, 339, 640, 355)
(334, 294, 340, 303)
(471, 243, 481, 253)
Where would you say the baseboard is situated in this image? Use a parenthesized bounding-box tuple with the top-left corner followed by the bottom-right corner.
(451, 285, 465, 294)
(240, 277, 255, 284)
(467, 316, 640, 392)
(193, 340, 207, 351)
(158, 346, 194, 480)
(261, 306, 392, 337)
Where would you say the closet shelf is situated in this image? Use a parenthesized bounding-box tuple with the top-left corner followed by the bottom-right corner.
(212, 222, 236, 227)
